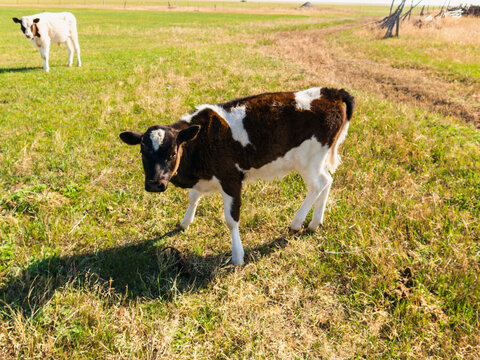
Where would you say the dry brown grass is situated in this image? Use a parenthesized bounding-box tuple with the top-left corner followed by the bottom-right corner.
(260, 17, 480, 127)
(402, 16, 480, 45)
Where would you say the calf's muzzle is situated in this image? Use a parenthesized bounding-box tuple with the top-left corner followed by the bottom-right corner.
(145, 179, 169, 193)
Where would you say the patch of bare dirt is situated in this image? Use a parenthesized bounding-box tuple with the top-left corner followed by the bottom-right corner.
(261, 20, 480, 127)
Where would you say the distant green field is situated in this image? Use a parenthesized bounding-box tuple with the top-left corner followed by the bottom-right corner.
(1, 5, 479, 359)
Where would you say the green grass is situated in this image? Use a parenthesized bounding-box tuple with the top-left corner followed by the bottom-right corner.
(1, 4, 479, 359)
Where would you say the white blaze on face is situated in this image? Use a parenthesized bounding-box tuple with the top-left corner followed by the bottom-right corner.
(22, 19, 33, 39)
(150, 129, 165, 151)
(181, 104, 251, 147)
(295, 87, 322, 111)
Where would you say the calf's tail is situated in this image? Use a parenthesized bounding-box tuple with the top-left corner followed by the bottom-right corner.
(339, 89, 355, 122)
(324, 88, 355, 173)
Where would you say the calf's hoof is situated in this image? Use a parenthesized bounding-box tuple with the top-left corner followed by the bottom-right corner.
(307, 220, 325, 232)
(175, 224, 186, 232)
(288, 227, 301, 236)
(231, 250, 245, 266)
(179, 220, 190, 230)
(232, 256, 244, 266)
(289, 218, 303, 233)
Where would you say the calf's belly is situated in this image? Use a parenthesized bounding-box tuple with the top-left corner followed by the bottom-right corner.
(51, 33, 69, 43)
(242, 137, 329, 182)
(49, 23, 71, 43)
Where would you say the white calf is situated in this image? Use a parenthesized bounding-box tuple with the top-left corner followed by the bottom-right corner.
(13, 12, 81, 72)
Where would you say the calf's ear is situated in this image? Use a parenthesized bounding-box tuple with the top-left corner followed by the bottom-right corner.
(33, 18, 40, 23)
(13, 17, 21, 23)
(177, 125, 201, 144)
(120, 131, 143, 145)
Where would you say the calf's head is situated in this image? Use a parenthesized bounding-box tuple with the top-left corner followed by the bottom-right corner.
(12, 17, 40, 39)
(120, 125, 201, 192)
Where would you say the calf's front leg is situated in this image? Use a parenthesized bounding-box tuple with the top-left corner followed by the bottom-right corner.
(38, 40, 50, 72)
(220, 186, 244, 266)
(180, 189, 202, 229)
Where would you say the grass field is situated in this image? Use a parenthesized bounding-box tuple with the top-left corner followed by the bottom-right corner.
(0, 3, 479, 359)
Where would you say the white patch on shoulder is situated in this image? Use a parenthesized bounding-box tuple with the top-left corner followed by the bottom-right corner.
(150, 129, 165, 151)
(295, 87, 322, 111)
(181, 104, 251, 147)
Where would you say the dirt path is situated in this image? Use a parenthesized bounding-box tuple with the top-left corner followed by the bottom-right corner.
(261, 20, 480, 127)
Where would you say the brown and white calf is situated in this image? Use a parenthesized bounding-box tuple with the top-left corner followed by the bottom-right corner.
(120, 87, 354, 265)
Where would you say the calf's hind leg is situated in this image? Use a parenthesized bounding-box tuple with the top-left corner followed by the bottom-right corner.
(71, 34, 81, 67)
(307, 170, 333, 231)
(290, 145, 331, 232)
(66, 38, 74, 66)
(290, 173, 329, 232)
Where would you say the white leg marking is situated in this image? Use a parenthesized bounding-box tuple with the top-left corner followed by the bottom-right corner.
(180, 189, 202, 229)
(66, 38, 74, 67)
(308, 171, 333, 231)
(221, 190, 244, 265)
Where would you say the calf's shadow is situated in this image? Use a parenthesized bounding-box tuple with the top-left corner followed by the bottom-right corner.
(0, 228, 290, 316)
(0, 66, 40, 74)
